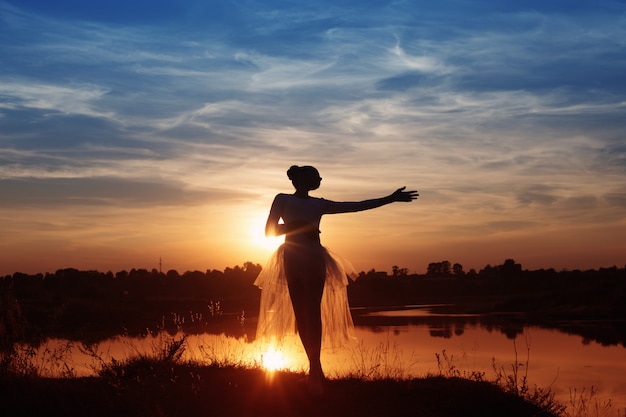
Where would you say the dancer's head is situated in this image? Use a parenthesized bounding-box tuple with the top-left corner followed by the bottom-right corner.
(287, 165, 322, 191)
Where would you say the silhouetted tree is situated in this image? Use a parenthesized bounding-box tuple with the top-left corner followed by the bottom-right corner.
(243, 262, 262, 276)
(426, 263, 439, 277)
(358, 269, 387, 280)
(479, 265, 495, 279)
(499, 259, 522, 277)
(166, 270, 180, 279)
(0, 280, 24, 350)
(182, 270, 205, 280)
(392, 265, 408, 277)
(427, 261, 452, 277)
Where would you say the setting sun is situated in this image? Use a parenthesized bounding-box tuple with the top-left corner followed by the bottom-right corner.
(261, 345, 288, 372)
(250, 215, 284, 253)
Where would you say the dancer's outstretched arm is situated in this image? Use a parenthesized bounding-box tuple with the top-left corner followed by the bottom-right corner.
(324, 187, 419, 214)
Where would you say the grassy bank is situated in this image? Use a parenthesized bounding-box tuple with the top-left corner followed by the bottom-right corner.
(0, 335, 564, 417)
(0, 364, 559, 417)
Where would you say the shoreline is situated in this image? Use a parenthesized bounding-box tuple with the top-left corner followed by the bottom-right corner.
(0, 363, 561, 417)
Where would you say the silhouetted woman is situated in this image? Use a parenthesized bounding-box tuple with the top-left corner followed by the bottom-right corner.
(254, 165, 418, 394)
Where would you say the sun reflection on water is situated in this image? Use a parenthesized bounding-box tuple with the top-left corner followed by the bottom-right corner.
(180, 333, 308, 374)
(260, 345, 287, 372)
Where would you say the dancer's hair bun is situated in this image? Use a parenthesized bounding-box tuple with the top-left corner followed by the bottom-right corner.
(287, 165, 300, 180)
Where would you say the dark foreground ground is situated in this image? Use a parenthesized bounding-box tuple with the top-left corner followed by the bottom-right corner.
(0, 364, 559, 417)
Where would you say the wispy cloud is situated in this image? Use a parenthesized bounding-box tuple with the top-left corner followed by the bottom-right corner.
(0, 80, 112, 117)
(1, 0, 625, 273)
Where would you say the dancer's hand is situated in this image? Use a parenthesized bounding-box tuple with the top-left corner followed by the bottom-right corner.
(391, 186, 419, 202)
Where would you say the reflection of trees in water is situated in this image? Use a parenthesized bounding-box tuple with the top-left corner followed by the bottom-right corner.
(429, 327, 452, 338)
(562, 322, 626, 348)
(427, 321, 466, 339)
(178, 310, 625, 348)
(353, 308, 626, 347)
(354, 312, 537, 341)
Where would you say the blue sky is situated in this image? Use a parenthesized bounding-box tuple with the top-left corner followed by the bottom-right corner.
(1, 0, 625, 275)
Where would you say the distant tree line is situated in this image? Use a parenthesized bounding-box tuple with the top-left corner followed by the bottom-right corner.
(2, 259, 625, 347)
(351, 259, 626, 318)
(1, 262, 263, 347)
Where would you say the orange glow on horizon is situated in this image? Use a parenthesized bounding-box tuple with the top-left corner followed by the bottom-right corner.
(1, 198, 624, 277)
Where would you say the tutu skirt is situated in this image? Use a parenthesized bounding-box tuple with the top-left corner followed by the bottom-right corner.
(254, 243, 357, 348)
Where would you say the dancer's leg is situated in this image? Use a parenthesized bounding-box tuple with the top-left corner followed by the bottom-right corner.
(284, 244, 326, 387)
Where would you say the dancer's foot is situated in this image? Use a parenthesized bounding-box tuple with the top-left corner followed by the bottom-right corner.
(308, 373, 324, 396)
(308, 368, 325, 396)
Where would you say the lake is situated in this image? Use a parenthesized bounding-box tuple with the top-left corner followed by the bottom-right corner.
(31, 305, 626, 414)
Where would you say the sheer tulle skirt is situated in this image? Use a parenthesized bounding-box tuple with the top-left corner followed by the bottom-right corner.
(254, 243, 357, 348)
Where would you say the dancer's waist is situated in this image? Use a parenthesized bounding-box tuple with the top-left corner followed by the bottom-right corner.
(285, 230, 321, 244)
(284, 221, 321, 243)
(285, 231, 320, 245)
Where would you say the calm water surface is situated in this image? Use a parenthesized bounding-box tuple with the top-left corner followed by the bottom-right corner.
(36, 306, 626, 413)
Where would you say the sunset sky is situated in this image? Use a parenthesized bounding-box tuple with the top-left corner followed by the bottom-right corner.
(1, 0, 625, 276)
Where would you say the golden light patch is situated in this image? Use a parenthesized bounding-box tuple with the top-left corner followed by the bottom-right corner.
(250, 215, 284, 253)
(261, 345, 288, 372)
